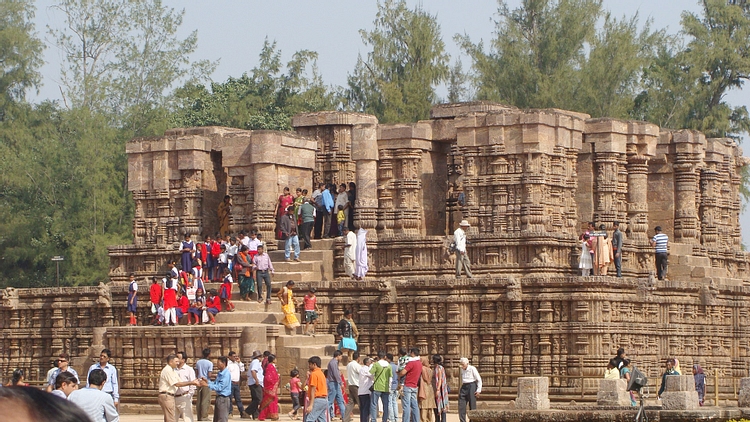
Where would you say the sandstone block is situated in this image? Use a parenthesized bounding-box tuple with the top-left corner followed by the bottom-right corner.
(661, 390, 700, 410)
(665, 375, 696, 392)
(738, 378, 750, 407)
(516, 377, 550, 410)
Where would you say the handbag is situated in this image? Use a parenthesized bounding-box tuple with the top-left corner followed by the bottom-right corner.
(202, 310, 209, 323)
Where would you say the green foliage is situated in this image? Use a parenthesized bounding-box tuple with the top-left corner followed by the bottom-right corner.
(0, 0, 43, 117)
(345, 0, 449, 123)
(170, 39, 336, 131)
(634, 0, 750, 139)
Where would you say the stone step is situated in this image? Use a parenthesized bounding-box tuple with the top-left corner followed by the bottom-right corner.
(269, 249, 333, 262)
(215, 311, 284, 324)
(273, 271, 323, 283)
(276, 238, 336, 250)
(273, 260, 319, 273)
(277, 333, 335, 347)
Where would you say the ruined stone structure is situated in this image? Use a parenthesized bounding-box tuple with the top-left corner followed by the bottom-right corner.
(2, 102, 750, 404)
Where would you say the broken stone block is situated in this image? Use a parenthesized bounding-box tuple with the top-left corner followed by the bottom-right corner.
(515, 377, 550, 410)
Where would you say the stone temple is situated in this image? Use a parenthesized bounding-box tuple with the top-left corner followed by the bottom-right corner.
(2, 102, 750, 403)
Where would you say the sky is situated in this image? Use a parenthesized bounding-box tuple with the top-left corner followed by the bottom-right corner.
(30, 0, 750, 245)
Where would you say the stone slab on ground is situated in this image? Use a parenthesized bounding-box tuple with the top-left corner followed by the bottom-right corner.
(596, 379, 632, 407)
(516, 377, 550, 410)
(739, 377, 750, 407)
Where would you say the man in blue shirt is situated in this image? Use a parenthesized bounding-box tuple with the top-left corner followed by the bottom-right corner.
(201, 355, 231, 422)
(46, 352, 79, 392)
(195, 347, 214, 421)
(88, 349, 119, 408)
(68, 368, 119, 422)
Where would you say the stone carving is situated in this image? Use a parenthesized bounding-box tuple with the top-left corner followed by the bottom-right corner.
(96, 283, 112, 307)
(1, 287, 18, 309)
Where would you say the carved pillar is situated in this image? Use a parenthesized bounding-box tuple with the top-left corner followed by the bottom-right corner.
(626, 154, 650, 240)
(250, 163, 277, 240)
(672, 131, 704, 243)
(352, 123, 378, 238)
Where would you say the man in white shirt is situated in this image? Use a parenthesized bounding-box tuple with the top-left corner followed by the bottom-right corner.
(176, 351, 197, 422)
(68, 368, 119, 422)
(227, 351, 246, 418)
(335, 183, 350, 226)
(457, 357, 482, 422)
(240, 232, 251, 248)
(343, 226, 357, 279)
(454, 220, 473, 278)
(246, 350, 264, 419)
(344, 352, 362, 422)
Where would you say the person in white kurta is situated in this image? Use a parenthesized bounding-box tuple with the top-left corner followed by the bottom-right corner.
(579, 235, 593, 276)
(355, 228, 368, 280)
(343, 227, 357, 278)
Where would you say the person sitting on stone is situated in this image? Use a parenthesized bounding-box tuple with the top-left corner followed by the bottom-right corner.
(657, 358, 680, 399)
(604, 359, 620, 380)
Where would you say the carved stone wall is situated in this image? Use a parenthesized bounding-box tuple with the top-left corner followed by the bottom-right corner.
(113, 127, 317, 283)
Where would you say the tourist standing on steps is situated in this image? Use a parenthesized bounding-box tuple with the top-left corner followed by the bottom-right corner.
(417, 357, 435, 422)
(246, 350, 265, 419)
(650, 226, 669, 280)
(299, 199, 316, 250)
(454, 220, 473, 278)
(306, 356, 329, 422)
(201, 356, 232, 422)
(68, 369, 120, 422)
(579, 233, 593, 276)
(181, 234, 195, 278)
(358, 357, 374, 422)
(175, 351, 197, 422)
(279, 280, 301, 331)
(195, 348, 213, 422)
(343, 226, 357, 279)
(694, 364, 706, 406)
(275, 187, 294, 239)
(347, 182, 357, 234)
(303, 288, 321, 336)
(432, 355, 448, 422)
(312, 183, 326, 239)
(281, 206, 301, 262)
(657, 358, 680, 399)
(371, 351, 393, 422)
(228, 351, 246, 419)
(387, 353, 399, 422)
(612, 222, 623, 277)
(344, 352, 362, 422)
(127, 273, 138, 326)
(457, 357, 481, 422)
(47, 352, 78, 392)
(327, 350, 346, 420)
(323, 184, 336, 237)
(158, 354, 200, 422)
(87, 349, 119, 409)
(335, 184, 350, 236)
(337, 309, 359, 358)
(399, 348, 421, 422)
(254, 245, 275, 304)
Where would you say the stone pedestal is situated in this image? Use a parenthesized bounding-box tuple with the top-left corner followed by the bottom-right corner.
(597, 378, 632, 406)
(516, 377, 550, 410)
(738, 377, 750, 407)
(661, 375, 700, 410)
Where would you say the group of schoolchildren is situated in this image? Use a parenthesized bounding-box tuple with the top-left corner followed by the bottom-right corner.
(143, 230, 269, 326)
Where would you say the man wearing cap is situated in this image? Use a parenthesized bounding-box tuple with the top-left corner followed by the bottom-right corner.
(612, 222, 623, 277)
(245, 350, 264, 419)
(650, 226, 669, 280)
(454, 220, 473, 278)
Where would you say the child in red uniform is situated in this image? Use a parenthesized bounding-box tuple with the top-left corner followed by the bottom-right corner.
(206, 289, 221, 325)
(163, 277, 178, 326)
(149, 276, 163, 326)
(175, 290, 190, 325)
(219, 268, 235, 312)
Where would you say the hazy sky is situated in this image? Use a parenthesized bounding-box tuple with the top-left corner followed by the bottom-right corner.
(30, 0, 750, 244)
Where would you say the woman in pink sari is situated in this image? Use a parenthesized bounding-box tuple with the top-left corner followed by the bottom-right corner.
(259, 354, 280, 420)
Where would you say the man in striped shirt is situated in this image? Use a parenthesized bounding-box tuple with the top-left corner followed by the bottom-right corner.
(650, 226, 669, 280)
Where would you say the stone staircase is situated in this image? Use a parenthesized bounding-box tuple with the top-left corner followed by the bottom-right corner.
(201, 238, 337, 374)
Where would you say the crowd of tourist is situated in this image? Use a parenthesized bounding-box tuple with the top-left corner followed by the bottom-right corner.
(579, 223, 669, 279)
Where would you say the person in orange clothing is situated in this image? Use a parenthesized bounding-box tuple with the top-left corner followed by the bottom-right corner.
(306, 356, 328, 422)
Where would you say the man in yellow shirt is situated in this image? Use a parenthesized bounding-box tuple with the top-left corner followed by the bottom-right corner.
(158, 354, 200, 422)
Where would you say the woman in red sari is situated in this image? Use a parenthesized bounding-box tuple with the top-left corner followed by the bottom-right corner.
(259, 354, 280, 420)
(275, 187, 294, 239)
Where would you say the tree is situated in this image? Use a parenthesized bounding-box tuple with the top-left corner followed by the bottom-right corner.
(458, 0, 603, 110)
(49, 0, 214, 135)
(0, 0, 43, 119)
(170, 39, 336, 131)
(346, 0, 449, 123)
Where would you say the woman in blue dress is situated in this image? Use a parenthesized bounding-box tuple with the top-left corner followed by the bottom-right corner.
(181, 234, 195, 275)
(127, 273, 138, 326)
